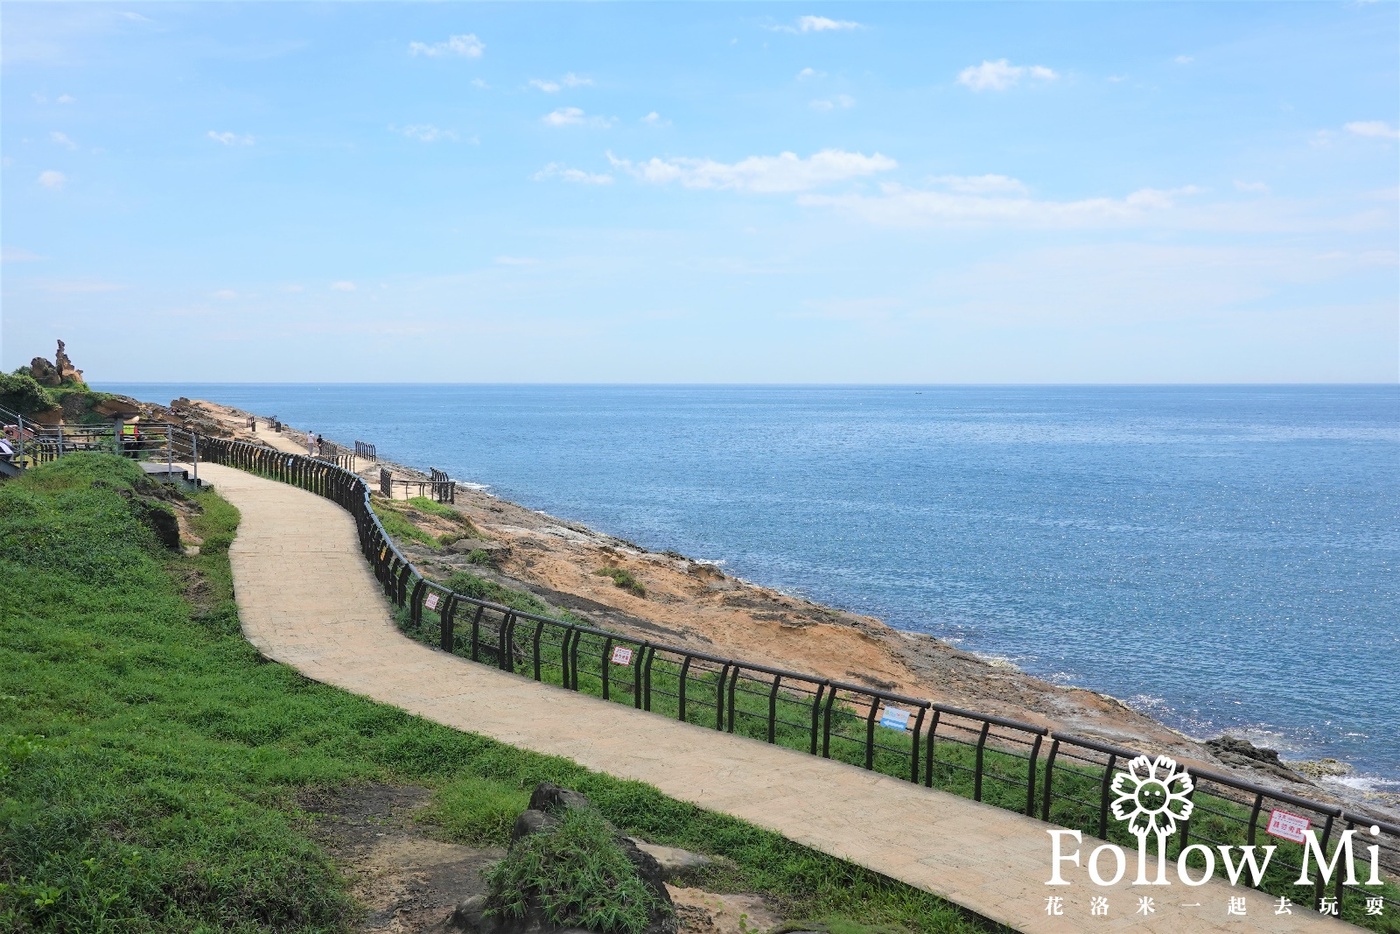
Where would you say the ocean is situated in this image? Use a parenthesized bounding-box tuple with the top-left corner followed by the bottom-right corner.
(107, 383, 1400, 785)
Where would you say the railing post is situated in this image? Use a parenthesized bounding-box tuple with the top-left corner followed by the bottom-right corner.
(821, 686, 837, 759)
(766, 675, 782, 744)
(910, 705, 927, 785)
(1098, 753, 1119, 838)
(602, 636, 613, 700)
(532, 619, 545, 681)
(925, 708, 942, 788)
(1026, 733, 1044, 817)
(440, 595, 457, 653)
(499, 612, 515, 672)
(716, 662, 732, 731)
(470, 605, 484, 662)
(677, 655, 692, 722)
(810, 681, 828, 755)
(971, 720, 992, 797)
(864, 696, 880, 770)
(1041, 738, 1060, 819)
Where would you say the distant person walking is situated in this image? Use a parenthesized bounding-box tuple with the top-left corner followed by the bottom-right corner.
(307, 431, 317, 457)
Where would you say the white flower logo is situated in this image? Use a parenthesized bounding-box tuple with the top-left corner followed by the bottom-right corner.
(1111, 755, 1194, 840)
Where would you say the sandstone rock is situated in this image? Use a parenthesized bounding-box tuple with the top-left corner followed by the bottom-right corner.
(54, 340, 83, 384)
(29, 356, 60, 387)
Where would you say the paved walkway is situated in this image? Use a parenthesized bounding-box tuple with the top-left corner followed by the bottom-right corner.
(199, 462, 1350, 934)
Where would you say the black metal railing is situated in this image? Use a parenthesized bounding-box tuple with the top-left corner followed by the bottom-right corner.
(196, 435, 1398, 925)
(375, 465, 455, 503)
(355, 440, 377, 459)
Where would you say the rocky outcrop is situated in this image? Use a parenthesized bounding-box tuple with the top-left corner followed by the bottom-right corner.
(54, 340, 83, 384)
(447, 783, 676, 934)
(28, 355, 61, 387)
(1205, 735, 1311, 784)
(29, 340, 84, 387)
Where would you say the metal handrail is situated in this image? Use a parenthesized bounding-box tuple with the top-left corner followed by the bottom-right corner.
(190, 435, 1399, 919)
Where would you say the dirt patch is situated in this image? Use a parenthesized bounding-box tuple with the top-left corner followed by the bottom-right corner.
(668, 887, 782, 934)
(299, 784, 503, 934)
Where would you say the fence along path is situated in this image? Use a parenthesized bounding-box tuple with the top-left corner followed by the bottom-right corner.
(191, 462, 1353, 934)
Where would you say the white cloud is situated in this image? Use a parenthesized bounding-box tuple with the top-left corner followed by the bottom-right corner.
(57, 94, 75, 104)
(930, 174, 1029, 195)
(38, 170, 66, 190)
(471, 78, 489, 89)
(212, 289, 238, 300)
(797, 67, 824, 80)
(1174, 55, 1194, 65)
(394, 124, 456, 142)
(1234, 180, 1270, 194)
(2, 248, 44, 263)
(330, 281, 357, 292)
(533, 162, 613, 185)
(33, 93, 47, 104)
(800, 182, 1205, 228)
(409, 34, 484, 58)
(1345, 121, 1400, 140)
(607, 148, 897, 194)
(769, 15, 862, 34)
(541, 107, 613, 128)
(282, 284, 305, 293)
(641, 111, 670, 127)
(957, 59, 1059, 91)
(531, 72, 593, 92)
(809, 94, 855, 111)
(798, 15, 861, 32)
(208, 130, 254, 146)
(50, 131, 78, 150)
(494, 256, 539, 266)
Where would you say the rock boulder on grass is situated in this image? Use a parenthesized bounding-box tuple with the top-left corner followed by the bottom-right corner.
(447, 783, 677, 934)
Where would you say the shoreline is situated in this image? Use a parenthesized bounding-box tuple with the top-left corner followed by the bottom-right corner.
(144, 393, 1398, 821)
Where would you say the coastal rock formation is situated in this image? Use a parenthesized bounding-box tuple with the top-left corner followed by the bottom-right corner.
(1204, 735, 1311, 784)
(29, 340, 84, 387)
(28, 355, 60, 387)
(54, 340, 83, 384)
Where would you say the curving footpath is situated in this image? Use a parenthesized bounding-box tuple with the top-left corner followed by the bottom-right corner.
(199, 462, 1350, 934)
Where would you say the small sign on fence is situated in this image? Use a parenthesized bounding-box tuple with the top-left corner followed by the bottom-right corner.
(1265, 809, 1311, 844)
(879, 706, 911, 731)
(425, 593, 440, 611)
(610, 646, 634, 666)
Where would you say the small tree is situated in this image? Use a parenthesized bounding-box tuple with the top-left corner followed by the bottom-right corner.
(0, 371, 55, 416)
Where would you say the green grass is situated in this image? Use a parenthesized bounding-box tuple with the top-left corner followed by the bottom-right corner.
(594, 566, 645, 598)
(369, 498, 437, 547)
(484, 806, 665, 934)
(388, 493, 1399, 932)
(0, 454, 993, 934)
(404, 496, 473, 527)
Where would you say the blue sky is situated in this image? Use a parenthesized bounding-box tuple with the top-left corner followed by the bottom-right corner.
(3, 2, 1397, 383)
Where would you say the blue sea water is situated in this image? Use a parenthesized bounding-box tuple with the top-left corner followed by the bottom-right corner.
(107, 383, 1400, 784)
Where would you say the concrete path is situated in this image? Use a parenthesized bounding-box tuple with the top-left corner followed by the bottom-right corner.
(200, 462, 1352, 934)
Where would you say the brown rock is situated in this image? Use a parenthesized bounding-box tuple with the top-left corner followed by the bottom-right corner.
(29, 356, 60, 387)
(54, 340, 84, 384)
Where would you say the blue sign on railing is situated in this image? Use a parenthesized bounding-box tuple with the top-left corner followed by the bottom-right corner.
(879, 706, 910, 731)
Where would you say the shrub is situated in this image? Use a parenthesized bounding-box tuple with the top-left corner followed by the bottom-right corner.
(594, 566, 645, 598)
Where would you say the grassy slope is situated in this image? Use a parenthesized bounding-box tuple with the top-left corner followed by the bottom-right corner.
(0, 455, 994, 934)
